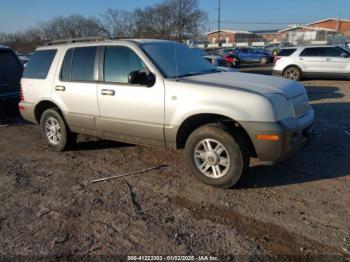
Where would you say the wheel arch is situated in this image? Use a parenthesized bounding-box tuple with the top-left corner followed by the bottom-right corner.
(282, 64, 303, 76)
(175, 113, 257, 158)
(34, 100, 65, 124)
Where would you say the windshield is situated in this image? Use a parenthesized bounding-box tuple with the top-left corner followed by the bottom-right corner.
(141, 42, 219, 78)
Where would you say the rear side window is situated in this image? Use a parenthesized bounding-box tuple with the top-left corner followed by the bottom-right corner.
(278, 49, 296, 56)
(23, 50, 57, 79)
(71, 47, 97, 81)
(300, 48, 323, 57)
(61, 49, 74, 80)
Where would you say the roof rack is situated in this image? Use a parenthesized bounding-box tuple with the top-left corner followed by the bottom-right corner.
(46, 36, 107, 46)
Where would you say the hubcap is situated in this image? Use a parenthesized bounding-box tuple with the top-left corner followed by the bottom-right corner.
(194, 139, 230, 179)
(286, 69, 298, 80)
(45, 117, 61, 145)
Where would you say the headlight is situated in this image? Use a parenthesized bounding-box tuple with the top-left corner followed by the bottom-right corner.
(266, 94, 294, 120)
(289, 94, 309, 118)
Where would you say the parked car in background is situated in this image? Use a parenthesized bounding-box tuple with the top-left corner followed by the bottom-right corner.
(264, 42, 292, 56)
(19, 39, 313, 188)
(232, 47, 273, 64)
(224, 53, 241, 68)
(18, 53, 32, 67)
(203, 55, 227, 67)
(0, 46, 23, 102)
(273, 45, 350, 81)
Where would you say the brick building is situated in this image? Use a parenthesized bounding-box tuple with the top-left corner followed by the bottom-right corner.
(308, 18, 350, 36)
(278, 25, 337, 42)
(206, 30, 255, 44)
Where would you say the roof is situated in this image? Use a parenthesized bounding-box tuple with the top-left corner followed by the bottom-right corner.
(278, 26, 336, 33)
(39, 39, 175, 49)
(252, 29, 281, 34)
(308, 18, 350, 25)
(206, 30, 253, 35)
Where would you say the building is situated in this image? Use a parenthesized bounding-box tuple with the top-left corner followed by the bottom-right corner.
(278, 25, 337, 43)
(206, 30, 255, 44)
(308, 18, 350, 36)
(251, 30, 283, 42)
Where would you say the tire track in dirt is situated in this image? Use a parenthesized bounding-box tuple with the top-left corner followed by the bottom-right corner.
(170, 196, 350, 258)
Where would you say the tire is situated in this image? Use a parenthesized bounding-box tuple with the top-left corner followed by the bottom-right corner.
(283, 66, 301, 81)
(184, 124, 249, 189)
(40, 108, 77, 152)
(260, 57, 268, 64)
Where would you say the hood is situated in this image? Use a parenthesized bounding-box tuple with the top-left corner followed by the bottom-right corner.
(181, 72, 305, 99)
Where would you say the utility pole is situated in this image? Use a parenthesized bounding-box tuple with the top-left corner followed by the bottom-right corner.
(218, 0, 221, 44)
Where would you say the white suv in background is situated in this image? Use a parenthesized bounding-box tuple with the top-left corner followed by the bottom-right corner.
(273, 45, 350, 81)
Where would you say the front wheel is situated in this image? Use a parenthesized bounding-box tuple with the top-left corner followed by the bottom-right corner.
(260, 57, 268, 64)
(184, 124, 249, 188)
(40, 108, 77, 151)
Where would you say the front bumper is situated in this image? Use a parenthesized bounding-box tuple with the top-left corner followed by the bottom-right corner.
(241, 108, 315, 164)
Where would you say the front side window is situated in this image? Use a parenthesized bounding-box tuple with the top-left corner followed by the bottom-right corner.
(23, 49, 57, 79)
(322, 47, 343, 57)
(71, 47, 97, 81)
(104, 46, 146, 83)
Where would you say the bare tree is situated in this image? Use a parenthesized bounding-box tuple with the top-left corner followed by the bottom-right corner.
(100, 9, 135, 38)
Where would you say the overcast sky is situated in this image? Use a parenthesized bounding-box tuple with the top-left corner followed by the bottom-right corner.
(1, 0, 350, 33)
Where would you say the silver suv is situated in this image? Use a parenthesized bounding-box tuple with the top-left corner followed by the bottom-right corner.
(19, 39, 314, 188)
(273, 45, 350, 81)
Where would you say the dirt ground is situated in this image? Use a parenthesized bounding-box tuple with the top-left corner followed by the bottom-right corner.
(0, 67, 350, 261)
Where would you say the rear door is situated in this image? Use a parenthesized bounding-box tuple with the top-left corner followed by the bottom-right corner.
(52, 47, 99, 131)
(298, 47, 324, 73)
(321, 47, 349, 73)
(0, 49, 22, 99)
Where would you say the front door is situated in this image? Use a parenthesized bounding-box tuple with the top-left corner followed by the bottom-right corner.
(321, 47, 350, 74)
(97, 45, 165, 146)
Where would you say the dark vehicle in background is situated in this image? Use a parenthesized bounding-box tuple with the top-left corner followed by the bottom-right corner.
(231, 47, 273, 64)
(0, 46, 23, 102)
(263, 42, 292, 56)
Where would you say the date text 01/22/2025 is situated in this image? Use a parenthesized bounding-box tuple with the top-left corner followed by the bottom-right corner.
(127, 255, 219, 261)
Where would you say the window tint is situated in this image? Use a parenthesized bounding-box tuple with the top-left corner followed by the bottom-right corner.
(278, 49, 297, 56)
(71, 47, 97, 81)
(300, 48, 323, 57)
(322, 47, 343, 57)
(104, 46, 145, 83)
(61, 49, 74, 80)
(23, 50, 56, 79)
(0, 50, 21, 71)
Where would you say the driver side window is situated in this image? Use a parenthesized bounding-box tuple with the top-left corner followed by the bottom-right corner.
(104, 46, 146, 83)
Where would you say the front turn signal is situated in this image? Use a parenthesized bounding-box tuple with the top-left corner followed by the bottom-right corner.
(256, 134, 280, 141)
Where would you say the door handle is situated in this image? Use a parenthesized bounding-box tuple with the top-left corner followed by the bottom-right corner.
(101, 89, 115, 96)
(55, 86, 65, 92)
(299, 58, 304, 60)
(326, 58, 331, 61)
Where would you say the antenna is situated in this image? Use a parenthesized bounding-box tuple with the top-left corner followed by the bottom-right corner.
(173, 0, 179, 81)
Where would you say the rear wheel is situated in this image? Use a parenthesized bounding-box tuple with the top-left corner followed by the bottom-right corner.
(283, 66, 301, 81)
(40, 108, 77, 151)
(185, 124, 249, 188)
(260, 57, 268, 64)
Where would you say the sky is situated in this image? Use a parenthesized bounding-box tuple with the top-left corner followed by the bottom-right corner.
(1, 0, 350, 33)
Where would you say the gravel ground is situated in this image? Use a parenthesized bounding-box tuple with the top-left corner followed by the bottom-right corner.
(0, 68, 349, 261)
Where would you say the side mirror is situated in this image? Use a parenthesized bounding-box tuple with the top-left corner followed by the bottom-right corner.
(128, 70, 156, 87)
(341, 52, 349, 58)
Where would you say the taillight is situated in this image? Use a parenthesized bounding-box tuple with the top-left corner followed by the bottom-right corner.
(19, 85, 24, 101)
(274, 56, 281, 63)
